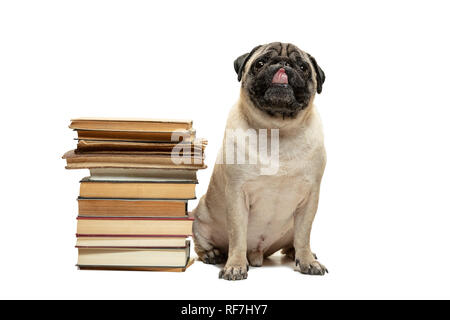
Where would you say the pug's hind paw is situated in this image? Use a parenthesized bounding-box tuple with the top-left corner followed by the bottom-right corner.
(219, 264, 249, 281)
(197, 248, 226, 265)
(282, 247, 318, 261)
(247, 250, 263, 267)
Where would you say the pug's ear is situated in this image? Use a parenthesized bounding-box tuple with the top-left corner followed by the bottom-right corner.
(233, 45, 262, 82)
(307, 53, 325, 94)
(233, 53, 248, 82)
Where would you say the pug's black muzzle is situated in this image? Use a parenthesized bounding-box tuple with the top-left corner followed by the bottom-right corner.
(248, 63, 312, 117)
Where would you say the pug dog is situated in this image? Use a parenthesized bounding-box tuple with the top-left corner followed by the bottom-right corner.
(192, 42, 326, 280)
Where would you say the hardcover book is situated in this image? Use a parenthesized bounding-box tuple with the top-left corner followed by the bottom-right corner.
(76, 216, 194, 236)
(77, 240, 191, 268)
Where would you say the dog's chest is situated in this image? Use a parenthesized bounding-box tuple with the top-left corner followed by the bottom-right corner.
(242, 136, 321, 250)
(245, 173, 304, 215)
(243, 163, 309, 249)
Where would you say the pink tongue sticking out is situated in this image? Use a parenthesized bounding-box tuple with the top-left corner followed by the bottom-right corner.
(272, 68, 288, 84)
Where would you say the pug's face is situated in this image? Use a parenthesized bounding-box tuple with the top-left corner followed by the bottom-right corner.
(234, 42, 325, 118)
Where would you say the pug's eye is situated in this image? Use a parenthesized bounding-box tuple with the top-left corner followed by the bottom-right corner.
(255, 60, 265, 69)
(299, 64, 308, 72)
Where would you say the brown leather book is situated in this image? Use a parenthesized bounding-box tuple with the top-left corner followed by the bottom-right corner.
(76, 139, 206, 153)
(63, 150, 205, 169)
(75, 129, 196, 143)
(63, 150, 205, 170)
(78, 198, 187, 217)
(70, 118, 193, 132)
(79, 179, 197, 199)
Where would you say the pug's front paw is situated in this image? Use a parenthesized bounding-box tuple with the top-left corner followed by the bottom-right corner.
(294, 250, 328, 276)
(295, 258, 328, 276)
(219, 263, 249, 281)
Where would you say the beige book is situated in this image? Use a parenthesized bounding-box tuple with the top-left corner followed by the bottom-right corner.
(78, 258, 194, 272)
(76, 236, 187, 248)
(76, 217, 194, 236)
(77, 241, 190, 267)
(88, 168, 198, 181)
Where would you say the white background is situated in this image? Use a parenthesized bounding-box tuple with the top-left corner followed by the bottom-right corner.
(1, 0, 449, 299)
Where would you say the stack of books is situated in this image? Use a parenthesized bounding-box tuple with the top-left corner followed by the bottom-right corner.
(63, 118, 207, 272)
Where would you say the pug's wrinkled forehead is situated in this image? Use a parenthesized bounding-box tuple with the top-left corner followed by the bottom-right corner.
(245, 42, 309, 71)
